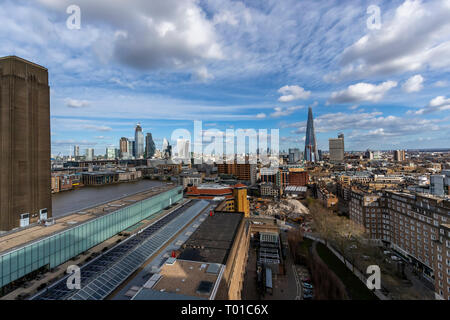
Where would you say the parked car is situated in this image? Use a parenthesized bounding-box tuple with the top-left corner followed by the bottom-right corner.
(303, 288, 313, 295)
(303, 293, 313, 300)
(303, 282, 313, 289)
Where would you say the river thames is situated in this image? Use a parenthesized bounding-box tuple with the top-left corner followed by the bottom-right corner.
(52, 180, 167, 218)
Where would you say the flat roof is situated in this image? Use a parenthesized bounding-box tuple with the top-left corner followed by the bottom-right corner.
(0, 185, 177, 254)
(177, 212, 242, 264)
(0, 55, 48, 70)
(141, 259, 222, 299)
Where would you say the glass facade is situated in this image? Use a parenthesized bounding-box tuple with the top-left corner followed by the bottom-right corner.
(0, 186, 182, 289)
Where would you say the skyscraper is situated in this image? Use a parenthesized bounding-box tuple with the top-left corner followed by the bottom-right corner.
(162, 138, 172, 159)
(0, 56, 52, 230)
(394, 150, 405, 161)
(85, 148, 94, 161)
(134, 123, 144, 158)
(74, 145, 80, 158)
(303, 107, 319, 162)
(145, 133, 156, 159)
(119, 137, 128, 156)
(106, 147, 116, 160)
(329, 133, 344, 163)
(177, 139, 190, 159)
(288, 148, 301, 163)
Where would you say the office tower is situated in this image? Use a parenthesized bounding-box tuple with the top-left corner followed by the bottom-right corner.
(145, 133, 156, 159)
(303, 107, 319, 162)
(162, 138, 172, 159)
(134, 123, 144, 158)
(74, 145, 80, 158)
(288, 148, 301, 163)
(394, 150, 406, 161)
(120, 137, 128, 155)
(128, 140, 135, 159)
(106, 147, 116, 160)
(318, 149, 323, 161)
(177, 139, 190, 159)
(85, 148, 94, 161)
(0, 56, 52, 230)
(329, 133, 344, 163)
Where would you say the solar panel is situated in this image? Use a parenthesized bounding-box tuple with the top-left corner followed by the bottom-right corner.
(31, 200, 211, 300)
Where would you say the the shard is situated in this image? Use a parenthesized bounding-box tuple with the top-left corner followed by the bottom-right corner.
(303, 107, 319, 162)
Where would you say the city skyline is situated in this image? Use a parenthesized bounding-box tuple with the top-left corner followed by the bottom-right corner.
(1, 0, 450, 155)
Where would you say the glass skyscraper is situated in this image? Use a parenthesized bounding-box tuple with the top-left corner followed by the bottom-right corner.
(134, 123, 144, 159)
(145, 132, 156, 159)
(303, 107, 319, 162)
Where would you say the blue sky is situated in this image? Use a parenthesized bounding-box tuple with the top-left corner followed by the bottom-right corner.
(1, 0, 450, 155)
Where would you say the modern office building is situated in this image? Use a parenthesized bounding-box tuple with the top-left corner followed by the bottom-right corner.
(329, 133, 345, 163)
(119, 137, 128, 157)
(128, 140, 135, 159)
(134, 124, 144, 159)
(303, 107, 319, 162)
(73, 145, 80, 158)
(106, 147, 116, 160)
(177, 139, 190, 159)
(145, 133, 156, 159)
(288, 148, 301, 164)
(85, 148, 94, 161)
(0, 56, 52, 231)
(162, 138, 172, 159)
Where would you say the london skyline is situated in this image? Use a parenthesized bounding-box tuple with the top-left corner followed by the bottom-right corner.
(2, 0, 450, 155)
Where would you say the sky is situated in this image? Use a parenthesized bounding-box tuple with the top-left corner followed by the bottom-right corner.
(1, 0, 450, 155)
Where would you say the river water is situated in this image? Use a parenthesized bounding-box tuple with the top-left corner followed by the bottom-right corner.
(51, 180, 166, 218)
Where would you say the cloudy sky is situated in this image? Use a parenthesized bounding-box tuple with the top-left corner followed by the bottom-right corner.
(2, 0, 450, 155)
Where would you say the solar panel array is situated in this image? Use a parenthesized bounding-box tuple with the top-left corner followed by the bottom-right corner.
(31, 200, 210, 300)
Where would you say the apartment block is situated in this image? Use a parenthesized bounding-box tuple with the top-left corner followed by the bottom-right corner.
(349, 188, 450, 299)
(217, 162, 257, 184)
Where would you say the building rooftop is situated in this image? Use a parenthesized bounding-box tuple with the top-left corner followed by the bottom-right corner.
(178, 211, 243, 265)
(134, 259, 223, 300)
(0, 184, 177, 254)
(0, 55, 48, 70)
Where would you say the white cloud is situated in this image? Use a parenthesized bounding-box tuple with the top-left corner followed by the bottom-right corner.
(194, 66, 214, 82)
(82, 125, 113, 132)
(65, 98, 90, 108)
(434, 80, 449, 87)
(283, 111, 443, 138)
(256, 113, 267, 119)
(278, 85, 311, 102)
(412, 96, 450, 115)
(328, 81, 397, 103)
(270, 106, 303, 118)
(38, 0, 224, 70)
(326, 0, 450, 81)
(402, 74, 424, 92)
